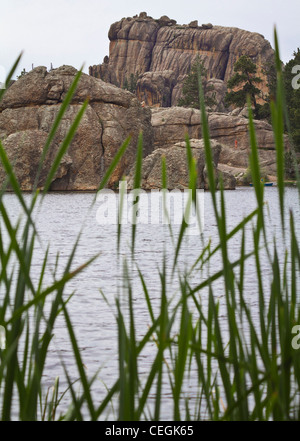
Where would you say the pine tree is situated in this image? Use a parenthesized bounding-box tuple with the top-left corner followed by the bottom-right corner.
(225, 55, 263, 118)
(123, 72, 139, 93)
(256, 61, 277, 121)
(178, 58, 216, 110)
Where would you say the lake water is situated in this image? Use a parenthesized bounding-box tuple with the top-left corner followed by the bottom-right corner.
(1, 186, 299, 419)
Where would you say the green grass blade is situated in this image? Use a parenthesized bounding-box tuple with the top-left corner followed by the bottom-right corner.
(131, 131, 143, 257)
(271, 28, 286, 230)
(34, 68, 84, 191)
(96, 137, 131, 193)
(0, 53, 22, 102)
(61, 302, 96, 420)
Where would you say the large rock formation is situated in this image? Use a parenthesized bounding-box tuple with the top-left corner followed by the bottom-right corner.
(0, 65, 153, 190)
(0, 66, 286, 191)
(150, 107, 289, 178)
(0, 16, 287, 192)
(89, 12, 274, 108)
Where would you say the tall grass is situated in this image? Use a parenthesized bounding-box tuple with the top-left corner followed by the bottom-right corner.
(0, 30, 299, 420)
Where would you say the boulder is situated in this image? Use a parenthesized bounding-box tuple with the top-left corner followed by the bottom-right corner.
(126, 139, 222, 190)
(157, 15, 177, 26)
(151, 107, 201, 149)
(188, 20, 198, 28)
(139, 12, 148, 19)
(216, 169, 236, 190)
(0, 65, 153, 191)
(202, 23, 213, 29)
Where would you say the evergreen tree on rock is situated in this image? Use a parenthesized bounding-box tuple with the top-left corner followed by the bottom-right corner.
(178, 57, 216, 110)
(225, 55, 263, 118)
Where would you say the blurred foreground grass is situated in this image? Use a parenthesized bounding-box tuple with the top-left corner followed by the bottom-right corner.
(0, 31, 299, 420)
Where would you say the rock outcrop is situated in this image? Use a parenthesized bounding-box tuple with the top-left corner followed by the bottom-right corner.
(0, 16, 288, 192)
(136, 70, 176, 107)
(150, 107, 289, 178)
(126, 139, 233, 190)
(89, 12, 274, 108)
(209, 112, 283, 175)
(151, 107, 202, 149)
(0, 65, 153, 190)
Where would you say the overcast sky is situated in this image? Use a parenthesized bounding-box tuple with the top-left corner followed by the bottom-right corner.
(0, 0, 299, 81)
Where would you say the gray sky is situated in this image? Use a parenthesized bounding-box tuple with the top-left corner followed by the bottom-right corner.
(0, 0, 299, 81)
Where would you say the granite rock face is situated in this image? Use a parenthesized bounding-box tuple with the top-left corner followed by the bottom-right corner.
(0, 65, 153, 190)
(208, 112, 283, 175)
(136, 70, 176, 107)
(150, 107, 288, 177)
(127, 139, 226, 190)
(151, 107, 202, 149)
(89, 12, 274, 108)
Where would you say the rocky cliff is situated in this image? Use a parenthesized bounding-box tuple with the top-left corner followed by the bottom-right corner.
(0, 15, 288, 192)
(0, 65, 153, 190)
(89, 12, 274, 108)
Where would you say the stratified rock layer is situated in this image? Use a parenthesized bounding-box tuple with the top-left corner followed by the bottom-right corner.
(0, 66, 153, 190)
